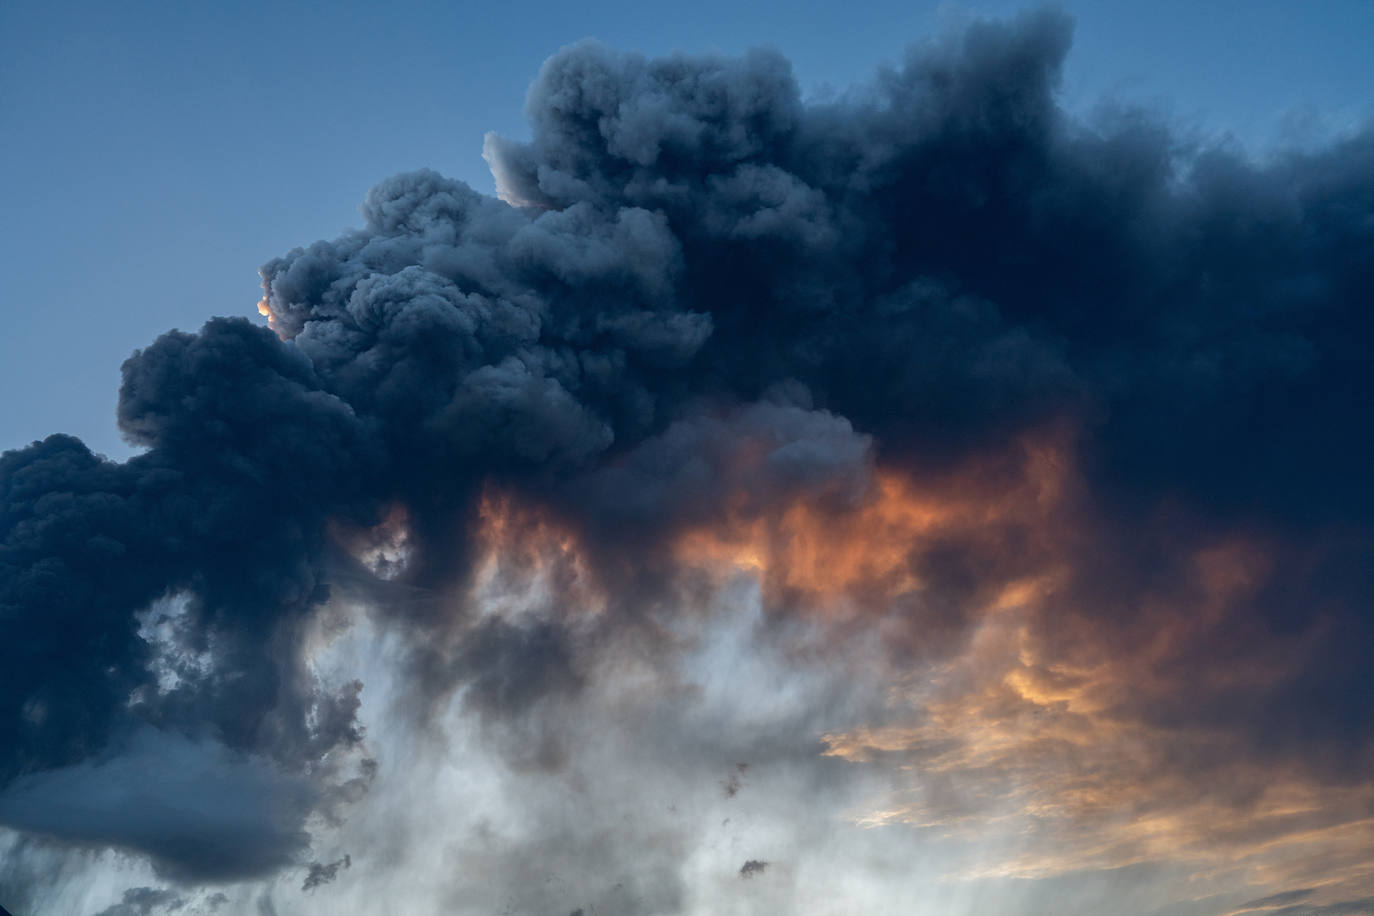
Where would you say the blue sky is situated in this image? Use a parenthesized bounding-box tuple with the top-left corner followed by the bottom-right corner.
(1, 0, 1372, 459)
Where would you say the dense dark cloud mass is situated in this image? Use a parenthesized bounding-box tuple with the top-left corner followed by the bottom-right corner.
(2, 8, 1372, 912)
(0, 728, 314, 881)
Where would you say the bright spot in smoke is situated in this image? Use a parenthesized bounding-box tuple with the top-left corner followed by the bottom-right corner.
(332, 505, 413, 581)
(257, 293, 287, 338)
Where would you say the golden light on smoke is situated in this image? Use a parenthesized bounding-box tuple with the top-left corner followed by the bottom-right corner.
(466, 485, 604, 624)
(257, 293, 287, 338)
(445, 432, 1074, 631)
(815, 526, 1374, 906)
(329, 435, 1373, 912)
(671, 433, 1072, 622)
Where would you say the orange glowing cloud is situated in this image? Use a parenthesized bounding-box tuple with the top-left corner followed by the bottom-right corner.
(330, 427, 1370, 913)
(669, 433, 1073, 627)
(817, 525, 1374, 908)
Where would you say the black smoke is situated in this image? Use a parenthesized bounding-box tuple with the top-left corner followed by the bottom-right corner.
(1, 5, 1371, 896)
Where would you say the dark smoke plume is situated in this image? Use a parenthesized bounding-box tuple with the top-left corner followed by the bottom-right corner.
(1, 8, 1371, 902)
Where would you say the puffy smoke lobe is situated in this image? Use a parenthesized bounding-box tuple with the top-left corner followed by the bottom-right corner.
(2, 7, 1373, 911)
(0, 728, 315, 882)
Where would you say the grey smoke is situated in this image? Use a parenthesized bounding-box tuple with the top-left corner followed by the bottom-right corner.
(1, 6, 1371, 906)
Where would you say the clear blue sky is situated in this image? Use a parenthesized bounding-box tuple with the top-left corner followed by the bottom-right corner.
(2, 0, 1371, 458)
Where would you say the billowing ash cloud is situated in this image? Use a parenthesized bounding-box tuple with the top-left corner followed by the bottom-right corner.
(2, 8, 1373, 914)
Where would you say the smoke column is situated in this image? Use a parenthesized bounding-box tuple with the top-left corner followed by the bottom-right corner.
(2, 9, 1373, 915)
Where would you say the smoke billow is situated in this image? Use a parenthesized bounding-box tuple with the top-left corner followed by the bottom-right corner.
(3, 9, 1373, 915)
